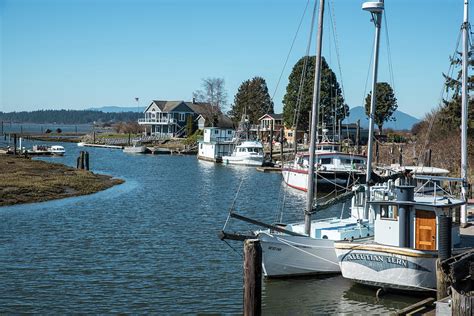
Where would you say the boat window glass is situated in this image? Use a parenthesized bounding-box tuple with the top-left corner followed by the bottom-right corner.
(381, 204, 398, 220)
(342, 159, 352, 164)
(353, 159, 364, 164)
(320, 158, 332, 165)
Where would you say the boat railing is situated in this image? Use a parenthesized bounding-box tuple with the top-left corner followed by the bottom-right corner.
(412, 175, 463, 199)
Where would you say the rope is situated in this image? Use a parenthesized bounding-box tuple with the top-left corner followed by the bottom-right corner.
(271, 234, 340, 266)
(268, 0, 311, 113)
(223, 239, 243, 258)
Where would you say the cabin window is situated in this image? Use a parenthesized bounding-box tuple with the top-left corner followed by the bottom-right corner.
(320, 158, 332, 165)
(353, 159, 364, 164)
(214, 130, 219, 134)
(179, 113, 186, 122)
(381, 205, 398, 220)
(342, 159, 352, 164)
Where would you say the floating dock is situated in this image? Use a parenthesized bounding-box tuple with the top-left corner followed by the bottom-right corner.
(77, 143, 123, 149)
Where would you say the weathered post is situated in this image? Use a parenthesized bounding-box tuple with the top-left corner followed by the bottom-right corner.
(85, 151, 90, 171)
(356, 119, 360, 154)
(279, 128, 284, 163)
(436, 259, 449, 300)
(243, 239, 262, 316)
(427, 148, 432, 167)
(375, 141, 379, 165)
(399, 146, 403, 166)
(128, 132, 131, 146)
(451, 286, 473, 316)
(93, 131, 96, 144)
(269, 123, 273, 163)
(13, 134, 17, 155)
(80, 151, 85, 170)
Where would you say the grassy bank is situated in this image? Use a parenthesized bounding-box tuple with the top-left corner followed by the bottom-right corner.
(0, 155, 124, 206)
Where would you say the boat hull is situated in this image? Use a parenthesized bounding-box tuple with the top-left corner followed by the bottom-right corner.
(222, 156, 263, 166)
(335, 242, 437, 291)
(258, 233, 340, 277)
(282, 168, 365, 191)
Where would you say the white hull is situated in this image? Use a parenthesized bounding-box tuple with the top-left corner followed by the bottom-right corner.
(258, 233, 340, 277)
(257, 216, 374, 278)
(222, 156, 263, 166)
(282, 168, 363, 191)
(335, 242, 437, 291)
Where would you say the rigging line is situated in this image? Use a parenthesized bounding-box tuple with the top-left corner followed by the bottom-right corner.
(328, 0, 350, 141)
(268, 0, 311, 113)
(293, 0, 318, 130)
(420, 29, 462, 161)
(383, 11, 396, 93)
(328, 0, 345, 99)
(223, 239, 243, 258)
(272, 235, 340, 266)
(362, 34, 375, 113)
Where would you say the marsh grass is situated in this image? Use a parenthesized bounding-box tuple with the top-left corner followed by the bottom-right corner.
(0, 155, 124, 206)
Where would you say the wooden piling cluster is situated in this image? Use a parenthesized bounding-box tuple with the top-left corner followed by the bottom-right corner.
(76, 151, 90, 170)
(436, 249, 474, 314)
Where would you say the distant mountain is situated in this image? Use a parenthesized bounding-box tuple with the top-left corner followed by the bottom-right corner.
(342, 106, 420, 131)
(88, 106, 146, 113)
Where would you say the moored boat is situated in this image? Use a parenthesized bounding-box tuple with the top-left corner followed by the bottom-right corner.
(222, 140, 264, 167)
(49, 145, 65, 156)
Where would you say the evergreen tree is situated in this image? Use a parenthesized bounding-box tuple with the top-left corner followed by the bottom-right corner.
(282, 56, 348, 132)
(229, 76, 274, 124)
(364, 82, 398, 134)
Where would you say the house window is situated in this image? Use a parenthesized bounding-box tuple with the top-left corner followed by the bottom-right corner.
(179, 113, 186, 122)
(287, 132, 293, 137)
(227, 130, 233, 134)
(214, 129, 219, 134)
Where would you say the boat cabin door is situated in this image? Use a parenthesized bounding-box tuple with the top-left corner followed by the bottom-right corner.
(415, 210, 436, 250)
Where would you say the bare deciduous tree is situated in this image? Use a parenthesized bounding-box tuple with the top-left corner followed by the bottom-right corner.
(193, 77, 228, 112)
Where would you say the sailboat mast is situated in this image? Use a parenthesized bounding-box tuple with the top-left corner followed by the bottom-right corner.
(461, 0, 469, 226)
(304, 0, 325, 235)
(363, 0, 384, 207)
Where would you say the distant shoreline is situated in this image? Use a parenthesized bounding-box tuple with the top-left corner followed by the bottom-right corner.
(0, 155, 124, 206)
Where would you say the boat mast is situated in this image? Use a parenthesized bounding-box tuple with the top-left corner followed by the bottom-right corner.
(304, 0, 325, 235)
(461, 0, 470, 226)
(363, 0, 384, 210)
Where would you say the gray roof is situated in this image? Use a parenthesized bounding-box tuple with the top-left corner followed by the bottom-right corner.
(146, 100, 234, 128)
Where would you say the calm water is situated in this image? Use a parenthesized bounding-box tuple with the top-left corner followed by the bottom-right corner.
(0, 140, 423, 313)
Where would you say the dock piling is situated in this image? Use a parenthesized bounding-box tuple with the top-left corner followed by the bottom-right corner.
(243, 239, 262, 316)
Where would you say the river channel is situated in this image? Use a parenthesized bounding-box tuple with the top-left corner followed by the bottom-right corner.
(0, 140, 423, 313)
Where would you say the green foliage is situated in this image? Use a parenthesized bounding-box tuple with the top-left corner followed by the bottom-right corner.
(186, 115, 193, 137)
(364, 82, 398, 134)
(184, 129, 203, 146)
(0, 109, 140, 124)
(229, 76, 274, 124)
(282, 56, 348, 131)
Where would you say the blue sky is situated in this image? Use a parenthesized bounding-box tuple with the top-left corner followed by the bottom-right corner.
(0, 0, 467, 118)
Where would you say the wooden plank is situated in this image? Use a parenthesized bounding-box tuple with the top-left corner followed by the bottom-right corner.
(397, 297, 435, 315)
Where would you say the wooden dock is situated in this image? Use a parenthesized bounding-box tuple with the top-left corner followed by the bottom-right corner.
(77, 143, 123, 149)
(256, 166, 281, 173)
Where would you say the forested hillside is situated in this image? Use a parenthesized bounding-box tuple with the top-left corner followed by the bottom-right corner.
(0, 110, 140, 124)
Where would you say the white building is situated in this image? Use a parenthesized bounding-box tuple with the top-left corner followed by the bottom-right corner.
(197, 127, 236, 162)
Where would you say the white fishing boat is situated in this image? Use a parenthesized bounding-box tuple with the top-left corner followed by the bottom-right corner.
(335, 0, 472, 292)
(49, 145, 65, 156)
(282, 140, 367, 191)
(222, 141, 264, 166)
(334, 179, 465, 291)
